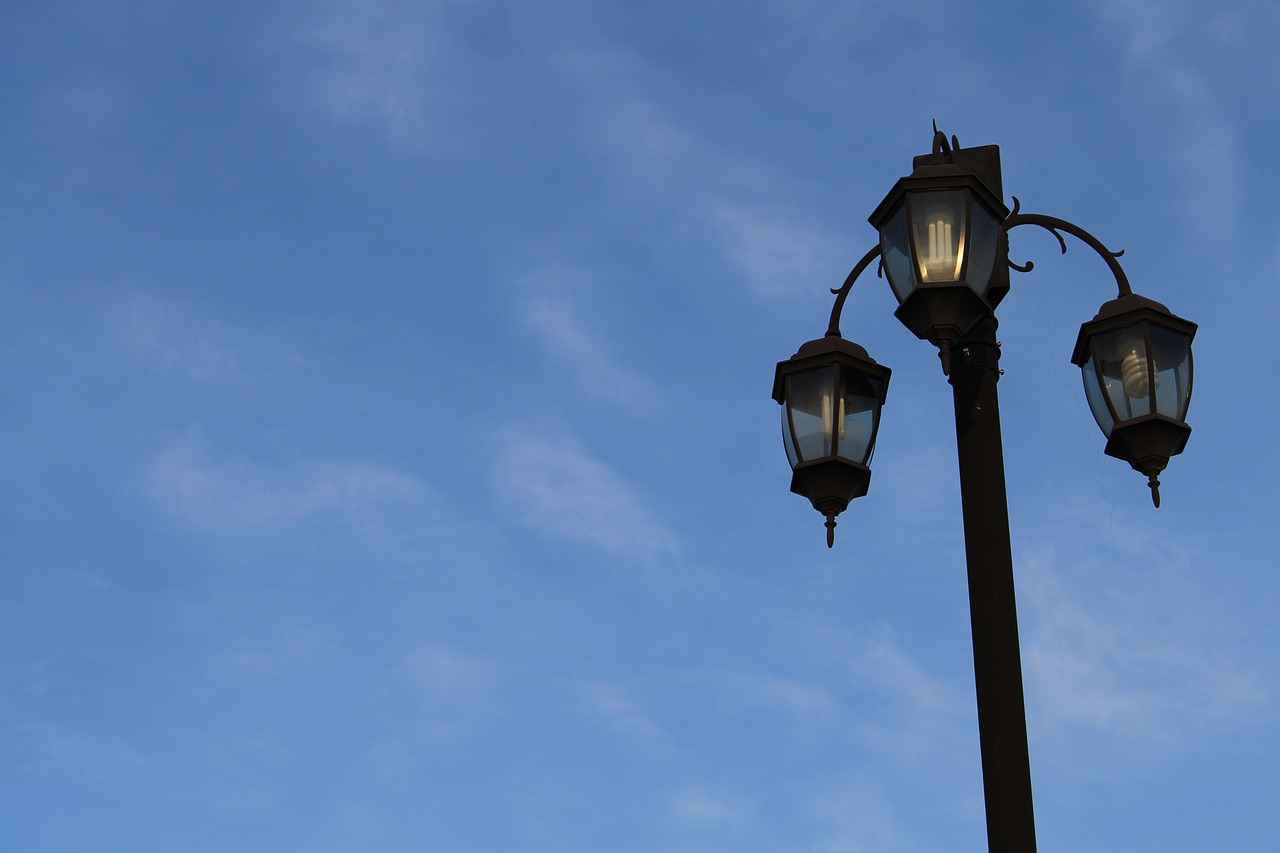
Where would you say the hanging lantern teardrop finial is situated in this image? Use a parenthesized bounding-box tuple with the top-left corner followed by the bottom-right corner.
(825, 512, 837, 548)
(1147, 471, 1161, 508)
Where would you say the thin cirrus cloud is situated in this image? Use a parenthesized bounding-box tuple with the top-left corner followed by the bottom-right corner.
(144, 436, 431, 532)
(573, 679, 669, 746)
(711, 202, 849, 300)
(1091, 0, 1245, 236)
(111, 296, 301, 388)
(492, 430, 680, 561)
(517, 288, 665, 414)
(292, 0, 480, 152)
(207, 628, 338, 685)
(784, 618, 972, 763)
(361, 644, 500, 773)
(668, 785, 755, 830)
(1019, 531, 1267, 757)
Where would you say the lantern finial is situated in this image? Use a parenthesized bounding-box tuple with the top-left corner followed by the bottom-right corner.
(1147, 471, 1161, 508)
(825, 513, 837, 548)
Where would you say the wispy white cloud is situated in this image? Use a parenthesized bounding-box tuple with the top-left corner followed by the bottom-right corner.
(717, 670, 840, 722)
(573, 680, 668, 746)
(711, 202, 848, 299)
(31, 728, 152, 787)
(774, 0, 945, 45)
(492, 430, 680, 561)
(364, 644, 498, 772)
(144, 434, 430, 532)
(293, 0, 477, 151)
(806, 774, 920, 853)
(548, 46, 699, 184)
(1091, 0, 1245, 237)
(111, 296, 301, 388)
(404, 644, 496, 713)
(209, 629, 338, 685)
(1019, 506, 1269, 764)
(517, 285, 665, 414)
(783, 619, 972, 767)
(668, 785, 755, 831)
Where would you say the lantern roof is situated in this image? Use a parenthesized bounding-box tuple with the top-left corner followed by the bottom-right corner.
(868, 144, 1009, 230)
(772, 335, 891, 405)
(1071, 293, 1198, 367)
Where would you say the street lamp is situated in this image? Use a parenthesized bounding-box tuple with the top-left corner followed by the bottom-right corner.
(772, 335, 891, 548)
(772, 128, 1198, 853)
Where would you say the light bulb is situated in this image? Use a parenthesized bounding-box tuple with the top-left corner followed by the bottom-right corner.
(822, 392, 832, 450)
(922, 218, 955, 280)
(1121, 349, 1158, 398)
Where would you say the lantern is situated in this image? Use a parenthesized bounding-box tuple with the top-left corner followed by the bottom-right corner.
(1071, 293, 1197, 506)
(773, 336, 891, 546)
(868, 144, 1010, 364)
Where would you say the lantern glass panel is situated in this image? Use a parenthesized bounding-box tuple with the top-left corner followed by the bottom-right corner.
(878, 201, 917, 303)
(1081, 352, 1116, 437)
(1149, 325, 1193, 420)
(911, 190, 967, 283)
(782, 408, 800, 467)
(966, 199, 1000, 298)
(835, 366, 883, 465)
(783, 366, 837, 465)
(1093, 325, 1154, 423)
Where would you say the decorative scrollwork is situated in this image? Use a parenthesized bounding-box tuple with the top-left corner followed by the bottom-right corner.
(931, 120, 960, 161)
(1003, 197, 1132, 297)
(825, 244, 883, 339)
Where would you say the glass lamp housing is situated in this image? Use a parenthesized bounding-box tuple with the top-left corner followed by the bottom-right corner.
(869, 145, 1010, 347)
(1072, 293, 1197, 493)
(773, 336, 891, 521)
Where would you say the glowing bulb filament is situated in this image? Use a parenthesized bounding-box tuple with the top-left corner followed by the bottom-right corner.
(1121, 349, 1158, 397)
(922, 218, 956, 280)
(822, 392, 832, 453)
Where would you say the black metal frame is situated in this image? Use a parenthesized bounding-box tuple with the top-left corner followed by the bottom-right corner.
(778, 129, 1199, 853)
(773, 335, 891, 546)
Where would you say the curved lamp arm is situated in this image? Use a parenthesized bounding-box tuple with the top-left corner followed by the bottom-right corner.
(1003, 197, 1132, 297)
(825, 244, 883, 338)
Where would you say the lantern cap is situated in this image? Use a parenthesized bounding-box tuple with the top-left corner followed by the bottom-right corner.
(1071, 292, 1198, 366)
(772, 335, 891, 405)
(868, 144, 1009, 230)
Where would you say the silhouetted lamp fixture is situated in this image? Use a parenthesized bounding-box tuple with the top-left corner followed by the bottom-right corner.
(868, 142, 1010, 373)
(770, 126, 1200, 853)
(776, 127, 1198, 543)
(1072, 293, 1196, 506)
(772, 335, 890, 547)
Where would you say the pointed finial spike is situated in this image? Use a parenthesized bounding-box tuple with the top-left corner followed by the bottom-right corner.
(825, 513, 837, 548)
(1147, 472, 1162, 508)
(937, 340, 953, 376)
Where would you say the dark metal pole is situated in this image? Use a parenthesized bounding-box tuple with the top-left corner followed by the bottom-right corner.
(948, 317, 1038, 853)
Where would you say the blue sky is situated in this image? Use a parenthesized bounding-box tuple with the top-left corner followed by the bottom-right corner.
(2, 1, 1277, 850)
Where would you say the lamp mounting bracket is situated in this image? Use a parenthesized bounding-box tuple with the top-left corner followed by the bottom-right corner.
(824, 244, 883, 339)
(1003, 197, 1133, 297)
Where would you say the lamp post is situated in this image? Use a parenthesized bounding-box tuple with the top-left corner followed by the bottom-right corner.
(773, 129, 1197, 853)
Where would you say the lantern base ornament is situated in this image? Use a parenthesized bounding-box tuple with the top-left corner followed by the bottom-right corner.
(893, 285, 996, 374)
(789, 457, 872, 548)
(1102, 415, 1192, 507)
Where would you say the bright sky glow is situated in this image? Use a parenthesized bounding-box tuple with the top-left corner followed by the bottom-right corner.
(2, 1, 1277, 850)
